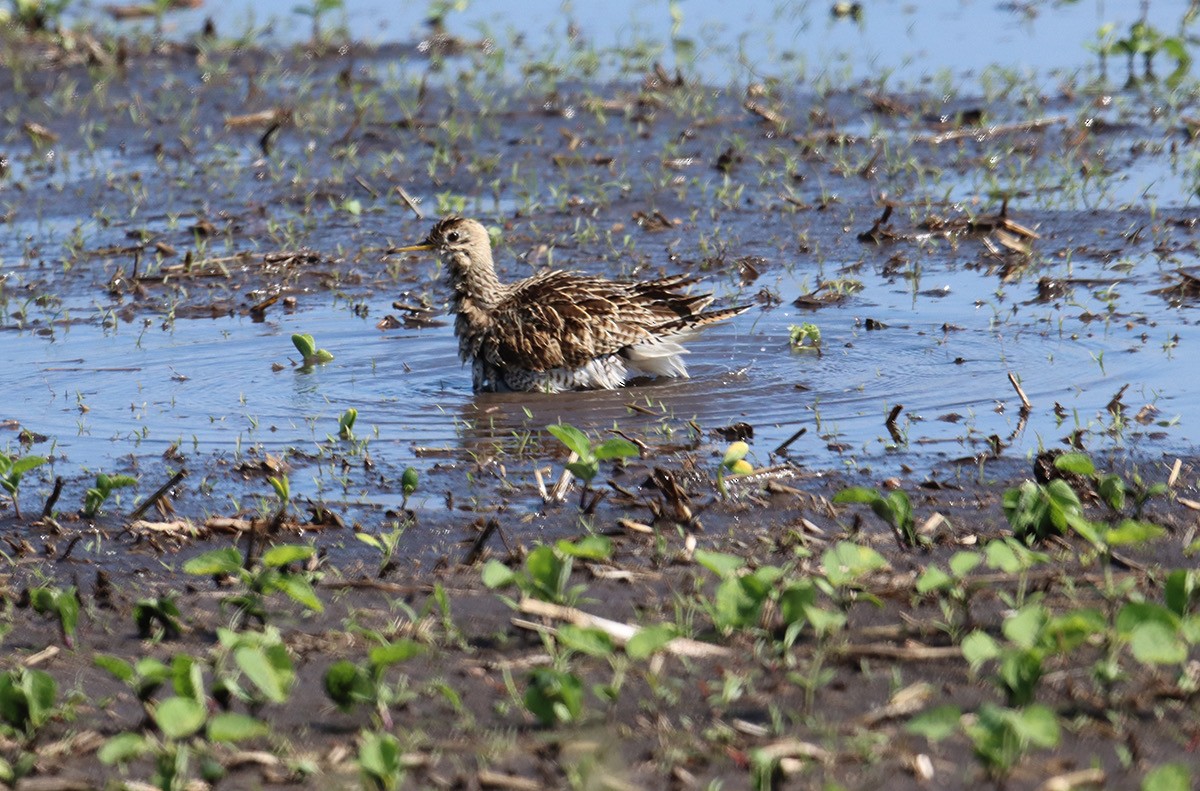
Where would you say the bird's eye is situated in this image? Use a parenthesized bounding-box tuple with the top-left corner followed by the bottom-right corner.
(446, 231, 460, 243)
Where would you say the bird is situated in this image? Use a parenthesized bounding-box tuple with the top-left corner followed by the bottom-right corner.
(393, 216, 751, 393)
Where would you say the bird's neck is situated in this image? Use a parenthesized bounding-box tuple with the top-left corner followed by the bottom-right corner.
(448, 249, 504, 312)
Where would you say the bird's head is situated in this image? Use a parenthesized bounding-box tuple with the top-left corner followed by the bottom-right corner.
(394, 216, 491, 278)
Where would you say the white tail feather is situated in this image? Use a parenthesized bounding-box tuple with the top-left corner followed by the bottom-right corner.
(624, 340, 690, 378)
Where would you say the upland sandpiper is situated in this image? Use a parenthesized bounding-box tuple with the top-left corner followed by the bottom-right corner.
(395, 216, 750, 393)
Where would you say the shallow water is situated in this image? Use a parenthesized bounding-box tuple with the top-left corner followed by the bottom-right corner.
(4, 0, 1200, 520)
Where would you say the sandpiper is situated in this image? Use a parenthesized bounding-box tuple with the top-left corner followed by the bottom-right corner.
(394, 216, 750, 393)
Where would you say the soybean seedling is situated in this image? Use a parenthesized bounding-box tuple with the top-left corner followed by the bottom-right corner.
(292, 333, 334, 369)
(546, 423, 638, 510)
(0, 450, 46, 520)
(716, 440, 753, 498)
(82, 472, 138, 518)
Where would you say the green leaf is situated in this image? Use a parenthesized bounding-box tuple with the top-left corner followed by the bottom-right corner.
(693, 549, 745, 578)
(309, 349, 335, 364)
(803, 605, 846, 637)
(401, 467, 419, 497)
(557, 625, 615, 657)
(1002, 605, 1047, 649)
(778, 581, 816, 627)
(1053, 452, 1095, 476)
(368, 640, 425, 668)
(1013, 704, 1060, 748)
(93, 654, 134, 683)
(273, 575, 324, 612)
(154, 696, 207, 739)
(1165, 570, 1198, 617)
(358, 731, 401, 780)
(1105, 519, 1165, 547)
(524, 668, 583, 725)
(546, 424, 593, 460)
(712, 576, 762, 631)
(948, 551, 982, 578)
(556, 535, 612, 560)
(721, 441, 750, 467)
(821, 541, 888, 587)
(915, 566, 953, 595)
(481, 559, 515, 589)
(1142, 763, 1192, 791)
(832, 486, 883, 506)
(625, 624, 676, 660)
(1098, 474, 1126, 512)
(906, 704, 961, 742)
(292, 334, 317, 358)
(234, 646, 290, 703)
(1130, 622, 1187, 666)
(208, 712, 269, 742)
(183, 547, 244, 576)
(98, 732, 151, 765)
(324, 661, 374, 710)
(961, 630, 1001, 670)
(171, 654, 205, 702)
(1117, 602, 1180, 637)
(594, 437, 639, 461)
(565, 460, 598, 483)
(525, 545, 568, 601)
(10, 456, 46, 476)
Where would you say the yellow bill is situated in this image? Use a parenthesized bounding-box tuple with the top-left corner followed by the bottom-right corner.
(393, 242, 434, 252)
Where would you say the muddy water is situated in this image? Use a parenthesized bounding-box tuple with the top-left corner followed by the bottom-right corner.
(3, 0, 1200, 523)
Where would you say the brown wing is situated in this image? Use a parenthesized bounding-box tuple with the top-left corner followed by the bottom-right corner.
(481, 271, 713, 372)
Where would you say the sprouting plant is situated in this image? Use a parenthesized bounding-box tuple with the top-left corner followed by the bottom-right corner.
(400, 466, 418, 511)
(267, 474, 290, 522)
(482, 536, 612, 606)
(82, 472, 138, 518)
(324, 638, 426, 728)
(357, 520, 408, 577)
(546, 423, 638, 510)
(183, 544, 323, 628)
(788, 322, 821, 350)
(133, 595, 184, 641)
(292, 0, 345, 43)
(524, 667, 584, 726)
(914, 549, 983, 637)
(94, 654, 171, 706)
(357, 729, 404, 791)
(0, 667, 58, 740)
(338, 408, 357, 441)
(98, 653, 269, 789)
(0, 450, 46, 520)
(291, 333, 334, 368)
(833, 485, 922, 548)
(29, 586, 79, 648)
(716, 440, 752, 498)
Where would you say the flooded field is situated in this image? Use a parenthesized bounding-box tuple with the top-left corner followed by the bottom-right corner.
(3, 1, 1200, 789)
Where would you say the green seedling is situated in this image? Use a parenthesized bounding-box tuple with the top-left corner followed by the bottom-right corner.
(546, 423, 638, 510)
(94, 654, 171, 704)
(357, 520, 408, 578)
(183, 544, 323, 628)
(716, 440, 753, 498)
(99, 663, 268, 790)
(82, 471, 138, 518)
(1002, 478, 1082, 543)
(788, 322, 821, 350)
(293, 0, 345, 43)
(1052, 452, 1169, 520)
(29, 586, 79, 648)
(482, 536, 612, 606)
(338, 408, 357, 441)
(908, 702, 1060, 782)
(267, 474, 290, 522)
(524, 667, 584, 726)
(0, 450, 46, 520)
(1142, 764, 1192, 791)
(133, 595, 184, 641)
(213, 626, 297, 708)
(291, 333, 334, 368)
(401, 466, 418, 510)
(914, 549, 984, 636)
(357, 729, 404, 791)
(0, 668, 57, 739)
(833, 486, 922, 548)
(324, 638, 426, 728)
